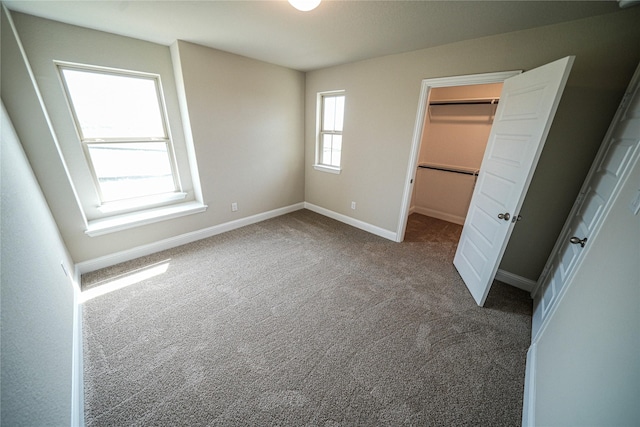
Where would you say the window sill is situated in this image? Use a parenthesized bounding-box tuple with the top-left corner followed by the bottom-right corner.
(98, 192, 188, 214)
(85, 201, 208, 237)
(313, 164, 341, 174)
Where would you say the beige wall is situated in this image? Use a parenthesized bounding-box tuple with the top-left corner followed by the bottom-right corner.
(305, 8, 640, 281)
(420, 86, 500, 169)
(412, 170, 477, 225)
(172, 40, 305, 224)
(1, 99, 76, 425)
(6, 13, 305, 263)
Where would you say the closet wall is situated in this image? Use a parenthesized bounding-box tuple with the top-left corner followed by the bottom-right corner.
(411, 83, 503, 224)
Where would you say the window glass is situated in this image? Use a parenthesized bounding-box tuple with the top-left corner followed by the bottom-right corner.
(321, 134, 342, 167)
(87, 142, 175, 202)
(59, 65, 179, 204)
(318, 92, 345, 169)
(61, 68, 165, 139)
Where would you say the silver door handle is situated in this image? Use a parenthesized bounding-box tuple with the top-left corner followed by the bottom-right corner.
(569, 236, 587, 247)
(497, 212, 511, 221)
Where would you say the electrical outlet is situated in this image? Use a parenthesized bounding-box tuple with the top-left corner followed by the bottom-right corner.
(231, 202, 238, 212)
(351, 201, 356, 210)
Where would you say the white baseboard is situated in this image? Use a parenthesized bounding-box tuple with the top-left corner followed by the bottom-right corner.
(522, 343, 537, 427)
(303, 202, 397, 241)
(75, 204, 534, 297)
(76, 203, 305, 274)
(412, 206, 465, 225)
(495, 269, 536, 293)
(71, 286, 84, 427)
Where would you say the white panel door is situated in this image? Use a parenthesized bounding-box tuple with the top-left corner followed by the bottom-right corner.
(532, 63, 640, 338)
(454, 56, 574, 306)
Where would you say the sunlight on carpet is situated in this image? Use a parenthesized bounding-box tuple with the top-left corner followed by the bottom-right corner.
(80, 259, 171, 303)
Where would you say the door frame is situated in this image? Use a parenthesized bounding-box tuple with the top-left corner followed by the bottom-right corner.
(396, 70, 522, 242)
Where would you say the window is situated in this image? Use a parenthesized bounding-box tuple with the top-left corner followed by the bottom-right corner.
(316, 91, 345, 172)
(58, 64, 182, 206)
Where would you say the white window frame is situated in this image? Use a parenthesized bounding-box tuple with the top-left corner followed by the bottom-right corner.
(57, 63, 186, 209)
(314, 90, 345, 174)
(55, 61, 207, 236)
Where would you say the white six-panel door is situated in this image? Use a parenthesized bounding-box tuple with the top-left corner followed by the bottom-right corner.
(531, 63, 640, 338)
(454, 56, 575, 306)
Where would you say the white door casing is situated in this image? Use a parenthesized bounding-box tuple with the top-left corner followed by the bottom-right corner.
(453, 56, 575, 306)
(531, 62, 640, 340)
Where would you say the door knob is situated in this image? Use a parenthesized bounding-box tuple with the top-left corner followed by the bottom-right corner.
(569, 236, 587, 247)
(497, 212, 511, 221)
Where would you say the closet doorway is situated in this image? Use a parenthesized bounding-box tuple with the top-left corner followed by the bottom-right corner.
(398, 58, 574, 308)
(398, 72, 522, 244)
(397, 70, 521, 243)
(410, 82, 503, 230)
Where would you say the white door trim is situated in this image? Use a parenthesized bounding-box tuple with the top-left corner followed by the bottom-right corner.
(522, 342, 538, 427)
(396, 70, 522, 242)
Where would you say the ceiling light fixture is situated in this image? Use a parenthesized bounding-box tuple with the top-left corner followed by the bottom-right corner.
(288, 0, 321, 12)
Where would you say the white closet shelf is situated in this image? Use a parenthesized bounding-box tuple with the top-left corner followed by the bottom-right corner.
(429, 97, 499, 105)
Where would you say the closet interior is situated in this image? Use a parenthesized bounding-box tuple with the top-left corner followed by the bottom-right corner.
(409, 82, 503, 234)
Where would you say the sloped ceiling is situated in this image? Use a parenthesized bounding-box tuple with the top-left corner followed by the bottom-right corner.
(3, 1, 623, 71)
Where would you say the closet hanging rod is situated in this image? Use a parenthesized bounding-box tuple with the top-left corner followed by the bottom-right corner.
(429, 98, 499, 106)
(418, 164, 478, 176)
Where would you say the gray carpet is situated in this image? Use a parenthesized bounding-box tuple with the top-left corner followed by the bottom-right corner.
(82, 209, 532, 426)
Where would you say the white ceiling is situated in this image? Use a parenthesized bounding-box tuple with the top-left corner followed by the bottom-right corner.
(4, 0, 623, 72)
